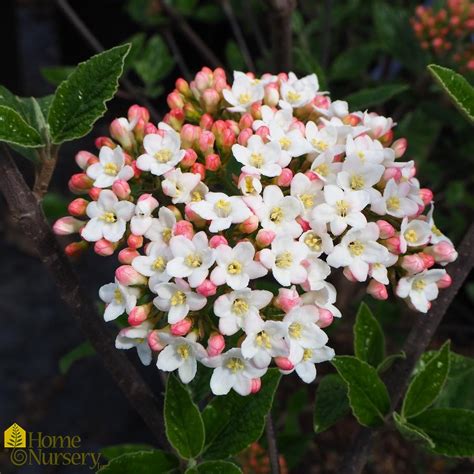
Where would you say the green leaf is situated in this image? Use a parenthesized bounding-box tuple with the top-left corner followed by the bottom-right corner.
(165, 374, 205, 459)
(330, 44, 379, 81)
(186, 461, 242, 474)
(48, 44, 130, 144)
(202, 369, 281, 459)
(331, 356, 390, 427)
(353, 302, 385, 367)
(123, 33, 147, 72)
(410, 408, 474, 457)
(101, 444, 155, 460)
(393, 412, 435, 448)
(428, 64, 474, 123)
(97, 450, 179, 473)
(59, 341, 96, 374)
(41, 66, 75, 86)
(313, 374, 349, 433)
(0, 106, 43, 147)
(377, 352, 406, 374)
(345, 84, 409, 110)
(402, 341, 450, 419)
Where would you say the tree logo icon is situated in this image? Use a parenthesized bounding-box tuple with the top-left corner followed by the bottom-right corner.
(4, 423, 26, 448)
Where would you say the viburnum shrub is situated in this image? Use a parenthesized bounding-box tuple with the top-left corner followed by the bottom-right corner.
(54, 67, 458, 396)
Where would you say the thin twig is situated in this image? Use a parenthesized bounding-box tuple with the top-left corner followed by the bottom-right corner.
(163, 28, 191, 81)
(220, 0, 256, 72)
(0, 146, 169, 448)
(339, 223, 474, 474)
(160, 2, 222, 69)
(266, 413, 281, 474)
(55, 0, 160, 122)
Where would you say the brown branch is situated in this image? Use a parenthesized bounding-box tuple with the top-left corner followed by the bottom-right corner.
(266, 413, 281, 474)
(265, 0, 296, 72)
(339, 223, 474, 474)
(0, 147, 169, 448)
(33, 147, 59, 199)
(163, 28, 191, 81)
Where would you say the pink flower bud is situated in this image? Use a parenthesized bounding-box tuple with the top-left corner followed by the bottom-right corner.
(171, 318, 193, 336)
(419, 188, 433, 205)
(296, 217, 310, 232)
(238, 113, 253, 130)
(118, 247, 140, 264)
(191, 162, 206, 180)
(167, 108, 185, 130)
(237, 128, 253, 146)
(384, 236, 402, 254)
(184, 204, 203, 223)
(196, 279, 217, 297)
(199, 130, 215, 154)
(207, 333, 225, 357)
(437, 273, 452, 289)
(181, 149, 198, 168)
(209, 235, 228, 248)
(174, 220, 195, 240)
(239, 215, 259, 234)
(277, 168, 293, 186)
(115, 265, 147, 286)
(181, 124, 201, 148)
(184, 102, 201, 122)
(317, 308, 334, 328)
(250, 378, 262, 394)
(127, 234, 143, 249)
(110, 118, 135, 150)
(367, 280, 388, 300)
(304, 170, 319, 181)
(427, 241, 458, 264)
(94, 239, 116, 256)
(419, 252, 435, 269)
(256, 229, 276, 247)
(167, 91, 184, 110)
(202, 88, 221, 113)
(376, 220, 395, 239)
(255, 125, 269, 141)
(128, 303, 152, 326)
(314, 95, 330, 109)
(274, 357, 294, 371)
(75, 150, 96, 170)
(401, 254, 425, 274)
(274, 287, 300, 313)
(391, 138, 407, 158)
(205, 153, 221, 171)
(264, 83, 280, 106)
(65, 241, 87, 258)
(145, 123, 158, 135)
(68, 198, 88, 217)
(148, 330, 165, 352)
(176, 78, 191, 97)
(379, 129, 393, 146)
(111, 179, 131, 200)
(88, 187, 102, 201)
(383, 167, 402, 182)
(68, 173, 93, 194)
(95, 136, 115, 149)
(221, 128, 236, 151)
(53, 216, 85, 235)
(200, 113, 214, 130)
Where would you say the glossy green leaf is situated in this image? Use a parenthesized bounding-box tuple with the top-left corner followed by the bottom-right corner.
(165, 375, 205, 459)
(345, 84, 408, 110)
(393, 412, 435, 448)
(353, 302, 385, 367)
(331, 356, 390, 427)
(0, 106, 42, 147)
(48, 44, 130, 144)
(59, 341, 96, 374)
(428, 64, 474, 123)
(186, 461, 242, 474)
(202, 369, 281, 459)
(402, 341, 450, 419)
(97, 450, 179, 473)
(101, 444, 155, 460)
(314, 374, 349, 433)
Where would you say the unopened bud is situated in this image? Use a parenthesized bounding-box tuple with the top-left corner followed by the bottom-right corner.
(75, 150, 97, 170)
(94, 238, 116, 256)
(148, 330, 165, 351)
(68, 198, 88, 217)
(207, 332, 225, 357)
(68, 173, 93, 194)
(95, 136, 115, 149)
(256, 229, 276, 248)
(391, 138, 407, 158)
(209, 235, 228, 248)
(110, 118, 135, 150)
(401, 254, 425, 274)
(53, 216, 85, 235)
(437, 273, 452, 289)
(128, 303, 152, 326)
(367, 280, 388, 300)
(205, 153, 221, 171)
(171, 318, 193, 336)
(181, 149, 198, 168)
(317, 308, 334, 328)
(196, 279, 217, 297)
(65, 241, 88, 258)
(277, 168, 293, 186)
(274, 287, 301, 313)
(118, 247, 140, 264)
(115, 265, 147, 286)
(419, 188, 433, 205)
(239, 215, 259, 234)
(250, 378, 262, 394)
(112, 179, 131, 199)
(274, 357, 294, 371)
(127, 234, 143, 249)
(174, 220, 195, 240)
(377, 220, 396, 239)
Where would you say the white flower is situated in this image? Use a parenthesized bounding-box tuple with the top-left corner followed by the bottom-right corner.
(223, 71, 264, 113)
(268, 124, 312, 164)
(299, 224, 334, 257)
(396, 269, 446, 313)
(283, 305, 329, 364)
(241, 321, 288, 368)
(207, 348, 267, 396)
(252, 104, 293, 132)
(238, 174, 262, 196)
(157, 333, 207, 383)
(400, 217, 431, 253)
(292, 345, 335, 383)
(300, 283, 341, 318)
(312, 185, 369, 236)
(345, 134, 385, 164)
(427, 205, 453, 245)
(210, 242, 267, 290)
(82, 190, 135, 242)
(314, 100, 349, 119)
(280, 72, 319, 108)
(86, 146, 134, 188)
(260, 236, 308, 286)
(214, 289, 273, 335)
(130, 195, 159, 236)
(326, 223, 389, 282)
(371, 179, 419, 218)
(252, 185, 303, 237)
(167, 232, 215, 287)
(305, 122, 343, 156)
(362, 112, 394, 139)
(161, 169, 202, 204)
(290, 172, 324, 219)
(153, 279, 206, 323)
(145, 207, 176, 244)
(189, 192, 251, 232)
(232, 135, 283, 177)
(115, 322, 153, 365)
(369, 251, 397, 285)
(304, 255, 331, 291)
(99, 280, 138, 321)
(136, 123, 185, 176)
(132, 242, 173, 289)
(310, 151, 342, 183)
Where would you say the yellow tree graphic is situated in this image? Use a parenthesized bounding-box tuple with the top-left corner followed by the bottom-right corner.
(4, 423, 26, 448)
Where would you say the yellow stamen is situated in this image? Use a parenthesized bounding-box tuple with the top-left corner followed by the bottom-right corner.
(238, 93, 251, 105)
(300, 193, 314, 209)
(387, 196, 400, 211)
(191, 191, 203, 202)
(314, 163, 329, 177)
(214, 199, 231, 216)
(245, 176, 255, 194)
(404, 229, 418, 243)
(431, 225, 442, 237)
(177, 344, 190, 360)
(171, 291, 186, 306)
(275, 251, 293, 269)
(269, 207, 283, 224)
(256, 331, 272, 349)
(232, 298, 249, 315)
(100, 212, 117, 223)
(304, 232, 322, 251)
(162, 228, 172, 243)
(413, 279, 426, 291)
(311, 139, 328, 151)
(279, 137, 292, 150)
(113, 288, 123, 303)
(287, 90, 301, 103)
(250, 152, 264, 168)
(185, 253, 202, 268)
(303, 348, 313, 361)
(226, 357, 245, 373)
(336, 200, 349, 217)
(350, 175, 365, 190)
(227, 260, 242, 275)
(357, 151, 365, 161)
(155, 149, 173, 163)
(103, 162, 119, 176)
(152, 257, 166, 271)
(348, 240, 365, 257)
(289, 322, 302, 339)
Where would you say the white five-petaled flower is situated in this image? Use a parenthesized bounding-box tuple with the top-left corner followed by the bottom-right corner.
(157, 333, 207, 383)
(305, 122, 343, 157)
(312, 185, 369, 236)
(268, 124, 312, 164)
(161, 168, 202, 204)
(396, 269, 446, 313)
(153, 279, 206, 324)
(213, 289, 273, 335)
(132, 242, 173, 289)
(136, 123, 185, 176)
(167, 232, 215, 287)
(427, 205, 453, 245)
(207, 348, 267, 396)
(99, 280, 138, 321)
(145, 207, 176, 244)
(189, 192, 251, 232)
(223, 71, 264, 113)
(280, 72, 319, 108)
(130, 194, 159, 236)
(310, 151, 342, 183)
(304, 256, 331, 291)
(291, 345, 335, 383)
(260, 236, 308, 286)
(345, 134, 385, 164)
(82, 190, 135, 242)
(399, 217, 432, 253)
(290, 172, 324, 220)
(299, 223, 334, 257)
(115, 322, 153, 365)
(326, 223, 389, 282)
(252, 104, 293, 132)
(371, 179, 419, 218)
(86, 146, 134, 188)
(210, 242, 267, 290)
(232, 135, 283, 177)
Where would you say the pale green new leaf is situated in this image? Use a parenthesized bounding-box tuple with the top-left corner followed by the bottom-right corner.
(97, 450, 179, 473)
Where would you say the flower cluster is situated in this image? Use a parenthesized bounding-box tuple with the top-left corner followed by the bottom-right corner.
(55, 67, 457, 395)
(411, 0, 474, 72)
